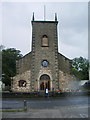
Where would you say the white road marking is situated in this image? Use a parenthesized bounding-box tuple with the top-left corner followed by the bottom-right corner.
(79, 114, 88, 118)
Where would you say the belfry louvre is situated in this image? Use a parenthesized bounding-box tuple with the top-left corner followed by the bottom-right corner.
(12, 13, 76, 92)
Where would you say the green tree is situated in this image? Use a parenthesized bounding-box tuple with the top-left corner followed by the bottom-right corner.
(72, 57, 89, 80)
(2, 47, 23, 86)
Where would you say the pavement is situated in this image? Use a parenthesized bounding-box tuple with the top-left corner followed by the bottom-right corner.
(2, 104, 89, 118)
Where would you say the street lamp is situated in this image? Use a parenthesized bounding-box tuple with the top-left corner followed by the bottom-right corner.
(2, 73, 5, 90)
(11, 76, 13, 91)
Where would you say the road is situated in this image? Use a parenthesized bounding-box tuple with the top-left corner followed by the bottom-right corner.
(1, 95, 89, 118)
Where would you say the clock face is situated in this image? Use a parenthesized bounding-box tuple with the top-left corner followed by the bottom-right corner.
(42, 60, 49, 67)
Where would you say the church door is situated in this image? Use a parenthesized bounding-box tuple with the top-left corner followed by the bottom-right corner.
(40, 74, 50, 91)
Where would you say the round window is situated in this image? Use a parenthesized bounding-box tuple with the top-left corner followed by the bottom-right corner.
(42, 60, 49, 67)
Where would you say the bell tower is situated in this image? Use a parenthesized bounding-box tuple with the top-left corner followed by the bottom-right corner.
(31, 13, 59, 91)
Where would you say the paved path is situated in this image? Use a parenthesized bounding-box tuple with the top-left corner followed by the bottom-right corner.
(2, 104, 89, 118)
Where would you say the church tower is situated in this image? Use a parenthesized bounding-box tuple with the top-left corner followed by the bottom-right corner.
(31, 13, 59, 91)
(12, 13, 76, 93)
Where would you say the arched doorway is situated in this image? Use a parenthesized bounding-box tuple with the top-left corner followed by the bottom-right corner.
(40, 74, 50, 91)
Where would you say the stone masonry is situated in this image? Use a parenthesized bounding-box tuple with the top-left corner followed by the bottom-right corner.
(12, 13, 76, 92)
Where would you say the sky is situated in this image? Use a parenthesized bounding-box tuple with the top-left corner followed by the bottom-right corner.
(1, 1, 88, 59)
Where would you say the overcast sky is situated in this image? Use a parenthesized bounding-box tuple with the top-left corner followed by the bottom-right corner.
(1, 2, 88, 59)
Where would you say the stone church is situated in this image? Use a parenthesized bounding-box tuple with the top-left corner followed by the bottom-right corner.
(12, 13, 76, 92)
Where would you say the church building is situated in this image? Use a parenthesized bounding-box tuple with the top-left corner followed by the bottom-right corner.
(12, 13, 76, 92)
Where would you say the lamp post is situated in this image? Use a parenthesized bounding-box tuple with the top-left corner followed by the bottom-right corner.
(11, 76, 13, 91)
(2, 73, 5, 91)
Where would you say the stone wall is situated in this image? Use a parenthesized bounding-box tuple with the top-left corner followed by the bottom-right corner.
(12, 69, 78, 92)
(12, 70, 31, 92)
(58, 53, 72, 74)
(59, 71, 78, 91)
(16, 52, 32, 74)
(12, 51, 75, 92)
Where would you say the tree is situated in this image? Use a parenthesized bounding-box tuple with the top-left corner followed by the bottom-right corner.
(2, 47, 23, 86)
(72, 57, 89, 80)
(0, 45, 5, 51)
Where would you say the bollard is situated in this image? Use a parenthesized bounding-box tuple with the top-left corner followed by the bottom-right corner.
(24, 100, 27, 111)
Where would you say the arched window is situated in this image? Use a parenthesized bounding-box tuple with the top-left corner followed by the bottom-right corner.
(40, 74, 50, 80)
(41, 35, 49, 47)
(18, 80, 27, 87)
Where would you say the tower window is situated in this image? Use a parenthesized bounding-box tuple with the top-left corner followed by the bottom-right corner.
(41, 35, 49, 47)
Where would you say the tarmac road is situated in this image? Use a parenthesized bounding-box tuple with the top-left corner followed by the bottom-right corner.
(1, 95, 89, 118)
